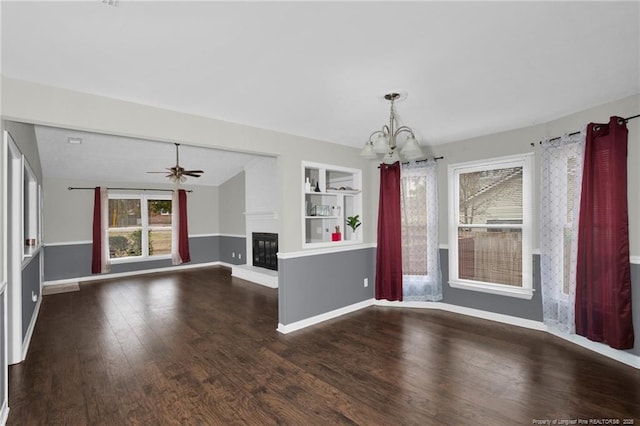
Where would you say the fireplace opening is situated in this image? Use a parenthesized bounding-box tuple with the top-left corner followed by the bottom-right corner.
(252, 232, 278, 271)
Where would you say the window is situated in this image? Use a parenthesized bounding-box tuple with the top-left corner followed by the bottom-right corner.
(108, 194, 172, 261)
(448, 153, 533, 299)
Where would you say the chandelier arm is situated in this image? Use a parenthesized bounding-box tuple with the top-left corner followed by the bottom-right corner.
(368, 130, 385, 142)
(394, 126, 415, 138)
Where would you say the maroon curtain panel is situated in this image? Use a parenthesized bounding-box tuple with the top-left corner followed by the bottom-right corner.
(375, 162, 403, 301)
(91, 187, 102, 274)
(576, 116, 634, 349)
(178, 189, 191, 263)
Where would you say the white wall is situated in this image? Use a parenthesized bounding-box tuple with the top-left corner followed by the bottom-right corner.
(42, 177, 219, 244)
(1, 77, 374, 253)
(218, 171, 245, 236)
(244, 157, 277, 215)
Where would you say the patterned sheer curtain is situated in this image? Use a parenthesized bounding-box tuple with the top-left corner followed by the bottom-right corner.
(401, 160, 442, 302)
(540, 130, 585, 333)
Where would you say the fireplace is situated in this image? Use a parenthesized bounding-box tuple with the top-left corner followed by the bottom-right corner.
(252, 233, 278, 271)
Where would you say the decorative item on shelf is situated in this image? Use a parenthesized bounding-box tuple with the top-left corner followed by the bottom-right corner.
(305, 177, 311, 192)
(360, 92, 425, 164)
(25, 238, 36, 246)
(346, 215, 361, 240)
(314, 180, 321, 192)
(332, 225, 342, 241)
(311, 205, 331, 217)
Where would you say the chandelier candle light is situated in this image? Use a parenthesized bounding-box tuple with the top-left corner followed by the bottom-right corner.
(360, 92, 425, 163)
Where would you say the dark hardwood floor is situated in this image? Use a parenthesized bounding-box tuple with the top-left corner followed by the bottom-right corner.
(8, 267, 640, 425)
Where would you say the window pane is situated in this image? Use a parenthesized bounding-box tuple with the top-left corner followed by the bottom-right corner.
(148, 199, 172, 256)
(458, 227, 522, 286)
(401, 174, 428, 275)
(108, 229, 142, 258)
(149, 228, 172, 256)
(459, 167, 522, 225)
(108, 199, 141, 227)
(148, 199, 172, 226)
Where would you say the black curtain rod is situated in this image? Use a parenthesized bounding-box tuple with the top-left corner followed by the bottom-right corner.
(377, 156, 444, 169)
(68, 186, 193, 193)
(530, 114, 639, 147)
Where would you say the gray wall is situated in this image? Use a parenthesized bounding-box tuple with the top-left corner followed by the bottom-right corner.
(44, 235, 246, 282)
(440, 249, 543, 321)
(278, 247, 375, 325)
(21, 251, 40, 341)
(218, 171, 245, 235)
(219, 236, 246, 265)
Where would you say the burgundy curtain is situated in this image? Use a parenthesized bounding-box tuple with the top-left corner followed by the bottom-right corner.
(376, 162, 403, 301)
(575, 116, 634, 349)
(178, 189, 191, 263)
(91, 187, 102, 274)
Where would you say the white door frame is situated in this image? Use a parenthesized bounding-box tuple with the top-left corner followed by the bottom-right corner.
(5, 131, 24, 365)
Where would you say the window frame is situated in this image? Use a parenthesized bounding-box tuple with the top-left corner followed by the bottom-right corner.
(108, 193, 172, 264)
(447, 153, 534, 299)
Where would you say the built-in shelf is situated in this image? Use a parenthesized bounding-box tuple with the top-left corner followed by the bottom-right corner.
(302, 161, 362, 249)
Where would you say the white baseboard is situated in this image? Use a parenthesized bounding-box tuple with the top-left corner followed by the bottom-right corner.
(374, 300, 638, 369)
(0, 403, 9, 426)
(21, 292, 42, 361)
(277, 299, 375, 334)
(42, 282, 80, 295)
(277, 298, 639, 369)
(43, 261, 229, 287)
(545, 327, 639, 369)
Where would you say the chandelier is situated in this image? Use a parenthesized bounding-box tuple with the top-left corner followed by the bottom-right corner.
(360, 92, 425, 164)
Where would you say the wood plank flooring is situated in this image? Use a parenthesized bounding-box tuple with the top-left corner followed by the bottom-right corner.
(8, 267, 640, 425)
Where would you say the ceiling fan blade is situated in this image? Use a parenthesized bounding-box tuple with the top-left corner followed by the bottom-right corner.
(146, 142, 205, 182)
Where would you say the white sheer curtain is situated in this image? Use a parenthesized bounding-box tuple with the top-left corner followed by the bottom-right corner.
(401, 160, 442, 302)
(540, 130, 585, 333)
(100, 187, 110, 272)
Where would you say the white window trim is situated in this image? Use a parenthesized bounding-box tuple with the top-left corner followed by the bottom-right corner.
(108, 193, 172, 263)
(447, 153, 534, 299)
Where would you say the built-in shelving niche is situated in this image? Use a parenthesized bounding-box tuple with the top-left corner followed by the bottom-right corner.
(302, 161, 362, 249)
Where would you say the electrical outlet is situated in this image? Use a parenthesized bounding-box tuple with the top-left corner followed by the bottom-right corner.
(238, 253, 242, 260)
(232, 252, 236, 258)
(364, 278, 368, 288)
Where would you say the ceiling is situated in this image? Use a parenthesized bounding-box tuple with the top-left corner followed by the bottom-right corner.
(2, 1, 639, 183)
(34, 125, 266, 186)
